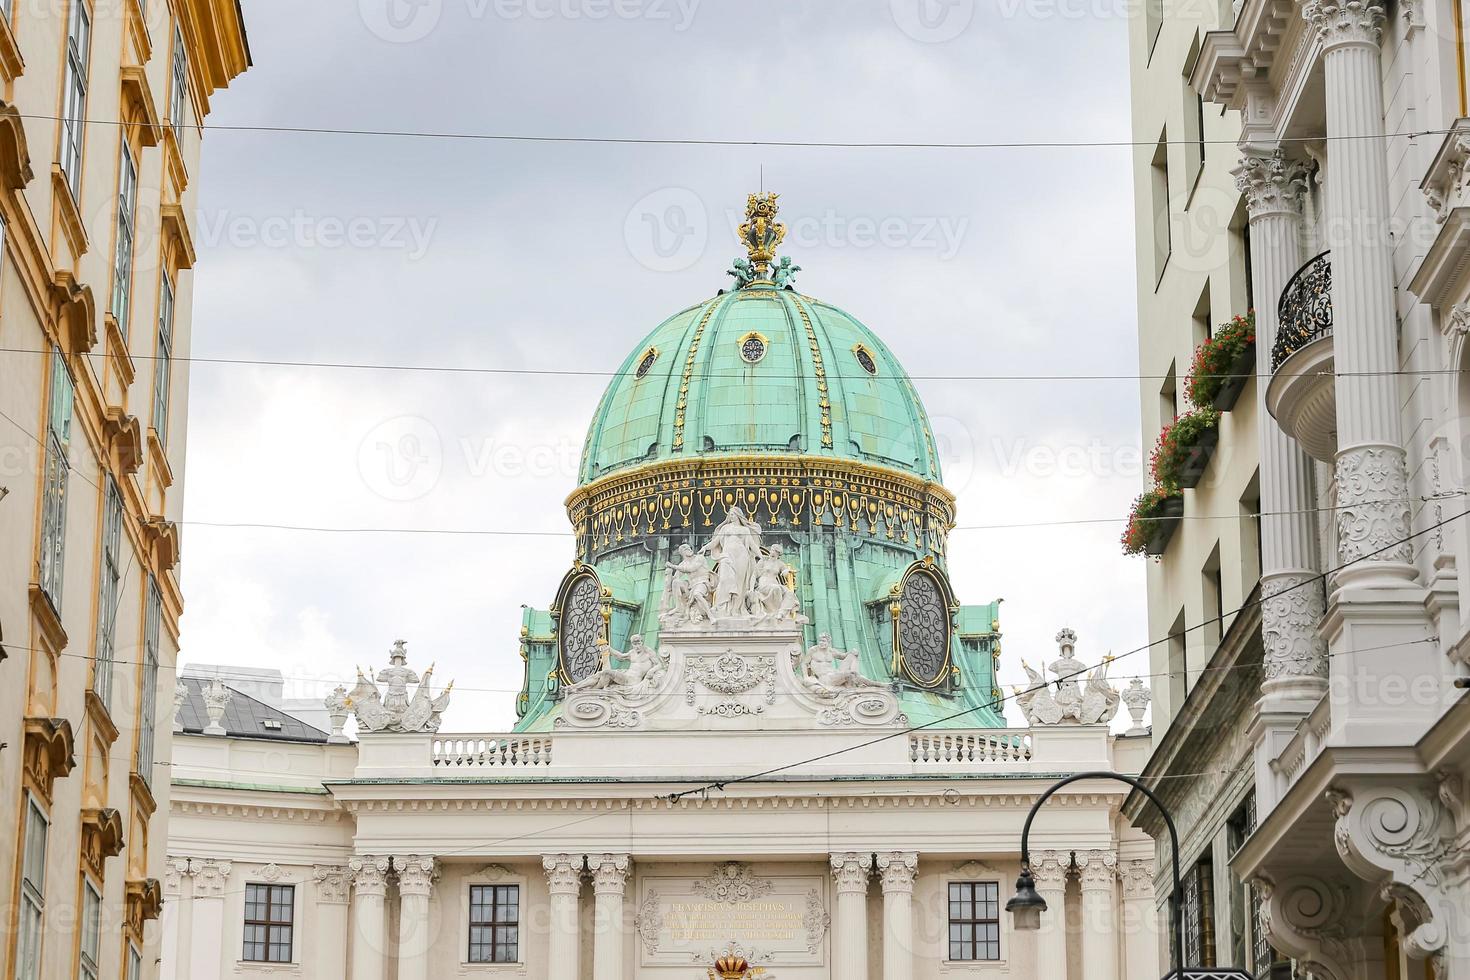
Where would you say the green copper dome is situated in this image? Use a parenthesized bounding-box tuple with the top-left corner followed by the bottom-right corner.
(513, 194, 1004, 734)
(578, 286, 941, 484)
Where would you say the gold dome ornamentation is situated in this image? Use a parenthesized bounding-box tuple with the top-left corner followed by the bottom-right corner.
(738, 192, 786, 279)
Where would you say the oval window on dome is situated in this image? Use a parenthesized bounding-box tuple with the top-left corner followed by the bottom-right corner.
(554, 569, 605, 686)
(853, 344, 878, 376)
(739, 332, 768, 364)
(894, 564, 954, 688)
(634, 347, 659, 379)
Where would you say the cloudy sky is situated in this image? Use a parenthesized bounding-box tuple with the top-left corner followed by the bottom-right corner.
(178, 0, 1146, 731)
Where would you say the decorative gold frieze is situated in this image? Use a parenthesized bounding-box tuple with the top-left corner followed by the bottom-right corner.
(672, 299, 721, 452)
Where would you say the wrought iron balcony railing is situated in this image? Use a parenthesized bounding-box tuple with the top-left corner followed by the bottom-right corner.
(1271, 251, 1332, 371)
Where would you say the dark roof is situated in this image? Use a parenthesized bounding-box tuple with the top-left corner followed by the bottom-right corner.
(177, 677, 329, 744)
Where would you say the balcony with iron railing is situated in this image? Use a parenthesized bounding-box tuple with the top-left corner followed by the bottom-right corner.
(1266, 251, 1338, 462)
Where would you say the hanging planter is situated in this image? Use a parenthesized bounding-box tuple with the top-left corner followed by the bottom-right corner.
(1122, 488, 1185, 557)
(1151, 409, 1221, 490)
(1185, 313, 1256, 412)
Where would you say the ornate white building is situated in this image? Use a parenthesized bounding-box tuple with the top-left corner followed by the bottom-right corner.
(163, 202, 1161, 980)
(1129, 0, 1470, 977)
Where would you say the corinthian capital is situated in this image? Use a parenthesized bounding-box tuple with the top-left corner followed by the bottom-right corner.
(1030, 850, 1070, 889)
(875, 851, 918, 893)
(829, 852, 872, 893)
(590, 853, 631, 895)
(1076, 850, 1118, 890)
(349, 855, 392, 898)
(1233, 149, 1310, 219)
(395, 854, 439, 897)
(1302, 0, 1386, 49)
(543, 853, 584, 894)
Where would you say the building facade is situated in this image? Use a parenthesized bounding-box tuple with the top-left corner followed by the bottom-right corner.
(1130, 0, 1470, 976)
(162, 200, 1162, 980)
(0, 2, 248, 979)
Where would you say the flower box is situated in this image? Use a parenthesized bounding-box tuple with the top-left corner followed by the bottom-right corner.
(1122, 489, 1185, 557)
(1186, 313, 1256, 413)
(1150, 409, 1221, 491)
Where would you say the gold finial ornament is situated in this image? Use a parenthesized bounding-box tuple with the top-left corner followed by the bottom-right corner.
(739, 192, 786, 279)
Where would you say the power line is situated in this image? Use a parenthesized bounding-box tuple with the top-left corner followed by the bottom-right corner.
(663, 507, 1469, 800)
(7, 345, 1467, 384)
(25, 111, 1455, 151)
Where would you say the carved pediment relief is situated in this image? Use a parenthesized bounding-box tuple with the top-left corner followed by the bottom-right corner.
(103, 408, 145, 476)
(50, 272, 97, 354)
(950, 860, 1004, 879)
(81, 807, 126, 878)
(144, 518, 181, 571)
(125, 878, 163, 934)
(0, 101, 32, 190)
(23, 717, 76, 803)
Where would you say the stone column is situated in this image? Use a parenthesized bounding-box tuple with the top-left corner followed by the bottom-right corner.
(395, 855, 438, 980)
(590, 853, 630, 980)
(188, 859, 231, 980)
(1032, 852, 1070, 980)
(1235, 148, 1329, 705)
(349, 855, 391, 980)
(1307, 0, 1417, 588)
(1118, 859, 1163, 980)
(830, 852, 872, 980)
(1077, 851, 1119, 980)
(160, 858, 191, 980)
(543, 854, 583, 980)
(313, 866, 352, 980)
(876, 852, 917, 980)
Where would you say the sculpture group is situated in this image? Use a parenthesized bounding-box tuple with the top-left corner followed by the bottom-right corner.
(1013, 628, 1121, 727)
(660, 508, 809, 631)
(566, 634, 668, 698)
(346, 640, 453, 733)
(793, 634, 889, 698)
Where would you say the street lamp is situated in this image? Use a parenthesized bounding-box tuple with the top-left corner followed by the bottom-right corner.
(1005, 770, 1251, 980)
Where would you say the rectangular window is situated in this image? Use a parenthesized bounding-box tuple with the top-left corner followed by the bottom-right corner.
(94, 477, 124, 708)
(170, 25, 188, 140)
(17, 795, 49, 980)
(947, 881, 1001, 962)
(111, 141, 138, 335)
(59, 0, 91, 201)
(468, 884, 520, 964)
(1167, 609, 1188, 714)
(1182, 859, 1217, 968)
(79, 879, 101, 980)
(153, 273, 174, 444)
(139, 576, 161, 787)
(39, 350, 75, 611)
(243, 883, 295, 963)
(127, 943, 141, 980)
(1151, 133, 1172, 283)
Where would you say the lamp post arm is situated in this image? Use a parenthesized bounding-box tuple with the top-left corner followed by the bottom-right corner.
(1017, 770, 1186, 978)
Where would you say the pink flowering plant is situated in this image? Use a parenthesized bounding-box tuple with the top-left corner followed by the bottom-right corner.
(1149, 408, 1221, 490)
(1185, 312, 1255, 410)
(1121, 486, 1183, 556)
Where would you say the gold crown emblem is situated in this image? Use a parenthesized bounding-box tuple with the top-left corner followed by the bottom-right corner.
(738, 192, 786, 279)
(708, 955, 763, 979)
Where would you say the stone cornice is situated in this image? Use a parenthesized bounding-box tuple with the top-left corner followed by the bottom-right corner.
(329, 790, 1125, 813)
(1123, 588, 1262, 829)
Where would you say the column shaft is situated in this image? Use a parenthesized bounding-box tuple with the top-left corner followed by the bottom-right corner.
(591, 854, 630, 980)
(395, 855, 438, 980)
(544, 855, 583, 980)
(1033, 854, 1069, 980)
(1119, 860, 1163, 980)
(831, 853, 872, 980)
(877, 852, 917, 980)
(1078, 852, 1119, 980)
(187, 860, 230, 980)
(313, 866, 352, 980)
(349, 856, 390, 980)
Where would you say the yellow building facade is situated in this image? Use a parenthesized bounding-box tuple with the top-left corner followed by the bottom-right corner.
(0, 2, 247, 978)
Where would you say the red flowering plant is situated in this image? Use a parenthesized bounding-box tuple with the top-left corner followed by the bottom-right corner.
(1185, 312, 1255, 410)
(1150, 408, 1221, 490)
(1121, 486, 1184, 556)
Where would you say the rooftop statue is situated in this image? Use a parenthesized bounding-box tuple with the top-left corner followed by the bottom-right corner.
(1013, 628, 1120, 727)
(347, 641, 453, 733)
(659, 508, 809, 631)
(565, 635, 667, 698)
(795, 634, 889, 697)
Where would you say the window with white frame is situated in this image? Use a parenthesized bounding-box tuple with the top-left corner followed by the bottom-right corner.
(153, 272, 174, 445)
(94, 477, 123, 708)
(947, 880, 1001, 962)
(17, 795, 48, 980)
(468, 884, 520, 963)
(170, 25, 188, 140)
(126, 943, 141, 980)
(1181, 858, 1216, 968)
(111, 141, 138, 334)
(39, 350, 75, 611)
(138, 576, 161, 787)
(79, 878, 101, 980)
(59, 0, 91, 201)
(243, 883, 295, 963)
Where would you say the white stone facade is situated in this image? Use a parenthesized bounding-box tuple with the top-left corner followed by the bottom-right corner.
(165, 631, 1159, 979)
(1131, 0, 1470, 976)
